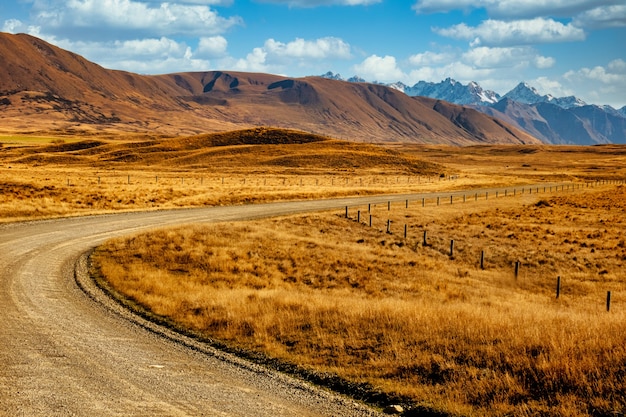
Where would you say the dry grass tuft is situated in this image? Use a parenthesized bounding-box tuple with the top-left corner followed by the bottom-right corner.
(93, 185, 626, 416)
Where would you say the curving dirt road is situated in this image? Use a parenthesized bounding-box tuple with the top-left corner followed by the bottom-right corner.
(0, 186, 575, 416)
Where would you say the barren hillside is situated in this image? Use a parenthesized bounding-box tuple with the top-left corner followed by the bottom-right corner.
(0, 32, 540, 145)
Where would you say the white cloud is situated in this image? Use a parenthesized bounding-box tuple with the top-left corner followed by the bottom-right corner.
(565, 59, 626, 85)
(234, 47, 270, 73)
(255, 0, 381, 7)
(573, 4, 626, 29)
(197, 36, 228, 58)
(531, 77, 574, 98)
(264, 37, 351, 59)
(30, 0, 242, 39)
(231, 36, 352, 74)
(435, 18, 586, 46)
(408, 51, 455, 66)
(353, 55, 406, 82)
(462, 46, 555, 69)
(413, 0, 619, 19)
(46, 36, 216, 73)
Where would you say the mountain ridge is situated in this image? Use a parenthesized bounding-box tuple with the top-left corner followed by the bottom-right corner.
(320, 72, 625, 145)
(0, 32, 539, 145)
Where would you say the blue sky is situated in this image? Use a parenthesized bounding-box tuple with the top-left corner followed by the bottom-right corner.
(1, 0, 625, 108)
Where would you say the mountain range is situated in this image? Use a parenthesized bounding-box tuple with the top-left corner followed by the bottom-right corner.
(0, 32, 538, 145)
(322, 72, 626, 145)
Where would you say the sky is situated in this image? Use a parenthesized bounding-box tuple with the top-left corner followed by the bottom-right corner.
(1, 0, 625, 108)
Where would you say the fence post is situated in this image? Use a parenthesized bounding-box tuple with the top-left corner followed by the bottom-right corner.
(388, 201, 391, 211)
(437, 197, 440, 206)
(450, 195, 453, 204)
(480, 250, 485, 270)
(515, 261, 520, 278)
(607, 291, 611, 312)
(357, 210, 361, 223)
(345, 206, 348, 218)
(450, 240, 454, 257)
(369, 215, 372, 227)
(423, 231, 428, 246)
(556, 276, 561, 299)
(387, 219, 391, 234)
(404, 224, 407, 239)
(422, 198, 425, 207)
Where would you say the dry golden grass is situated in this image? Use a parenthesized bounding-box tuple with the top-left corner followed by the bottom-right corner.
(93, 184, 626, 417)
(1, 129, 624, 224)
(4, 129, 626, 414)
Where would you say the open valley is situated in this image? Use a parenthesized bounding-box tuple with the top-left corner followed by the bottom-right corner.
(2, 130, 626, 416)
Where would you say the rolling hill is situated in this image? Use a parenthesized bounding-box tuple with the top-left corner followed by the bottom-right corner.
(0, 32, 539, 145)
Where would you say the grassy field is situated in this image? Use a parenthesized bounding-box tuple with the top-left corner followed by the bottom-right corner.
(3, 129, 626, 415)
(92, 184, 626, 416)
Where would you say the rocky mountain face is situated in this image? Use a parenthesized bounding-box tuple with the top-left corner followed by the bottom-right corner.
(322, 72, 625, 145)
(0, 33, 539, 145)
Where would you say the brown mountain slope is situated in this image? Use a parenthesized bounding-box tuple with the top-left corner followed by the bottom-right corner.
(0, 32, 540, 144)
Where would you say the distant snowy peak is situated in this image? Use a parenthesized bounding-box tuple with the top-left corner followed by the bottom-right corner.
(503, 82, 587, 109)
(319, 72, 606, 111)
(502, 82, 545, 105)
(320, 71, 366, 83)
(320, 71, 344, 81)
(347, 75, 367, 83)
(404, 78, 500, 106)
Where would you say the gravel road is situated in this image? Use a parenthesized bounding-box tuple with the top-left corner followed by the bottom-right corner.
(0, 186, 572, 416)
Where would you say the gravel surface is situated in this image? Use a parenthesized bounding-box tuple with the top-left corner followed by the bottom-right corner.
(0, 186, 567, 416)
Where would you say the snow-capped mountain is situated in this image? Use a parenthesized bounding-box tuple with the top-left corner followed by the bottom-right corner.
(318, 71, 625, 144)
(402, 78, 501, 105)
(503, 82, 587, 109)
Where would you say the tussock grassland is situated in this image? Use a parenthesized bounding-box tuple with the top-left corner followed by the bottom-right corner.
(0, 128, 451, 222)
(93, 185, 626, 416)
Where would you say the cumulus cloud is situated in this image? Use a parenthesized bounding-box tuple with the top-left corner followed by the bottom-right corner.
(47, 36, 215, 73)
(232, 36, 352, 73)
(2, 19, 42, 35)
(264, 37, 352, 59)
(408, 51, 455, 66)
(435, 18, 586, 46)
(30, 0, 242, 40)
(412, 0, 619, 19)
(462, 46, 555, 69)
(573, 4, 626, 29)
(352, 55, 406, 82)
(565, 59, 626, 85)
(255, 0, 382, 7)
(197, 36, 228, 58)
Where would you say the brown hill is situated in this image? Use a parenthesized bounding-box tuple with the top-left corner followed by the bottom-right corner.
(6, 127, 444, 175)
(0, 32, 540, 145)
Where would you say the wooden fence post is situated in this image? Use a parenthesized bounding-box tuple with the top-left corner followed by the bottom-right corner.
(404, 224, 407, 239)
(387, 219, 391, 234)
(607, 291, 611, 312)
(345, 206, 348, 218)
(450, 240, 455, 257)
(515, 261, 520, 278)
(480, 250, 485, 270)
(556, 276, 561, 299)
(357, 210, 361, 223)
(369, 215, 372, 227)
(423, 231, 428, 246)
